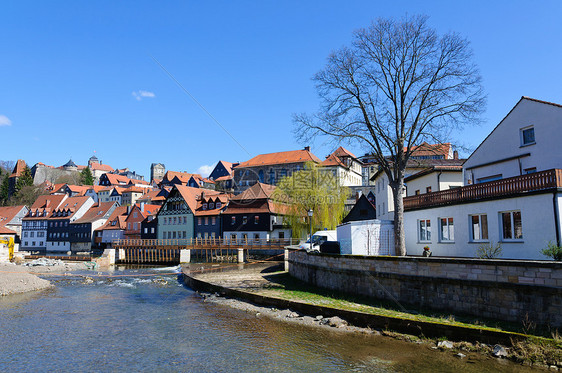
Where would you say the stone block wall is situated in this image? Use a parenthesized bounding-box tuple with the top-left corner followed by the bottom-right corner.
(287, 250, 562, 328)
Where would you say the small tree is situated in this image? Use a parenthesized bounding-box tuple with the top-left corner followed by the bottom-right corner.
(273, 162, 348, 238)
(0, 169, 9, 206)
(9, 185, 46, 206)
(476, 242, 502, 259)
(80, 167, 94, 185)
(294, 15, 485, 255)
(541, 242, 562, 261)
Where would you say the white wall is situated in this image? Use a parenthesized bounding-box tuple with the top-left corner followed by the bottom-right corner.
(406, 171, 463, 197)
(463, 98, 562, 183)
(404, 193, 560, 260)
(337, 219, 395, 255)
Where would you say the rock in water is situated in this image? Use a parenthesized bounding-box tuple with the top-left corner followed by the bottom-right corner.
(492, 344, 508, 358)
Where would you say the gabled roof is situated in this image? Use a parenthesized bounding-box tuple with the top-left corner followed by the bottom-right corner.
(86, 185, 106, 193)
(0, 205, 28, 226)
(95, 206, 129, 231)
(235, 148, 322, 168)
(231, 182, 276, 201)
(103, 174, 130, 185)
(9, 159, 26, 178)
(465, 96, 562, 164)
(405, 142, 452, 159)
(29, 194, 67, 210)
(50, 196, 92, 220)
(66, 184, 90, 196)
(404, 159, 465, 182)
(172, 185, 221, 213)
(73, 202, 117, 224)
(321, 153, 346, 167)
(126, 203, 162, 221)
(332, 146, 357, 159)
(89, 162, 114, 172)
(122, 186, 147, 194)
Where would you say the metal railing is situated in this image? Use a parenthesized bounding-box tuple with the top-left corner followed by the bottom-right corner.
(404, 168, 562, 210)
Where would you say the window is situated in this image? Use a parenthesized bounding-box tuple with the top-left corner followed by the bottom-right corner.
(254, 216, 260, 224)
(205, 217, 209, 225)
(133, 212, 138, 218)
(415, 190, 420, 195)
(211, 217, 216, 225)
(198, 217, 202, 226)
(279, 232, 285, 239)
(202, 203, 207, 210)
(144, 228, 148, 234)
(133, 222, 137, 230)
(439, 217, 454, 242)
(209, 203, 214, 209)
(418, 219, 431, 242)
(24, 232, 28, 237)
(520, 126, 535, 146)
(477, 174, 502, 183)
(470, 214, 489, 241)
(231, 216, 236, 225)
(164, 218, 168, 225)
(183, 217, 187, 224)
(151, 227, 155, 234)
(216, 202, 222, 209)
(128, 223, 131, 230)
(501, 210, 522, 240)
(524, 167, 536, 174)
(243, 216, 248, 225)
(426, 186, 432, 193)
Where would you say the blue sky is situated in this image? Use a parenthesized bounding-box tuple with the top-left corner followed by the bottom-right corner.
(2, 1, 562, 178)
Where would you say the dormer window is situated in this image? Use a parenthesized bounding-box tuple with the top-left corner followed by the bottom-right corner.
(209, 203, 214, 209)
(202, 203, 207, 210)
(520, 126, 535, 146)
(216, 202, 221, 209)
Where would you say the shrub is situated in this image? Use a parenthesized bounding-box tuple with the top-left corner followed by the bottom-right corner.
(476, 242, 502, 259)
(541, 242, 562, 261)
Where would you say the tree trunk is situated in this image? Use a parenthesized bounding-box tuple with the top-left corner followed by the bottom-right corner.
(391, 174, 406, 256)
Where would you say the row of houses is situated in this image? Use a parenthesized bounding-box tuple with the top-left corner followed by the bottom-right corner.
(13, 181, 290, 253)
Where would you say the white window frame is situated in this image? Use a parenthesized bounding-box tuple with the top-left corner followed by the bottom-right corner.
(469, 214, 489, 242)
(500, 210, 523, 241)
(418, 219, 431, 243)
(520, 126, 535, 146)
(439, 217, 454, 242)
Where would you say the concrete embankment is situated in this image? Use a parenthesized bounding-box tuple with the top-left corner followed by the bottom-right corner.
(181, 263, 530, 346)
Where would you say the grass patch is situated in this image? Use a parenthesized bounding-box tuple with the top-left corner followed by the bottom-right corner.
(252, 272, 556, 338)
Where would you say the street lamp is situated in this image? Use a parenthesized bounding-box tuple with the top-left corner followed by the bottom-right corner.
(307, 209, 313, 252)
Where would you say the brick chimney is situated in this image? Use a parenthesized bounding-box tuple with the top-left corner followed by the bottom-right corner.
(304, 146, 310, 152)
(453, 150, 459, 159)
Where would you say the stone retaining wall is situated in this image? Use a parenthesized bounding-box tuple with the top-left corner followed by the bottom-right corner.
(287, 250, 562, 328)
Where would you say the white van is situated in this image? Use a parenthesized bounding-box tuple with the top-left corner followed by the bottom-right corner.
(299, 230, 337, 253)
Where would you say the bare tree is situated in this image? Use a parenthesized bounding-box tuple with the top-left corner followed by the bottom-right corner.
(294, 15, 485, 255)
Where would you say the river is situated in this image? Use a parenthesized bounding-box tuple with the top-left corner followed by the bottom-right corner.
(0, 266, 539, 372)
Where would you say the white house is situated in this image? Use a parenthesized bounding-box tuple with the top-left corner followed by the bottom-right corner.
(463, 97, 562, 183)
(373, 157, 463, 220)
(404, 97, 562, 260)
(319, 147, 363, 187)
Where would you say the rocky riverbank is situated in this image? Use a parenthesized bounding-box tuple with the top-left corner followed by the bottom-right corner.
(0, 259, 85, 296)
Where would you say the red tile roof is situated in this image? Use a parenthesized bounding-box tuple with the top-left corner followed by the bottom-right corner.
(0, 226, 16, 235)
(235, 149, 321, 168)
(173, 185, 221, 213)
(73, 202, 117, 224)
(406, 142, 452, 159)
(231, 182, 276, 201)
(50, 196, 92, 220)
(96, 206, 129, 231)
(9, 159, 26, 178)
(89, 162, 114, 172)
(0, 205, 27, 226)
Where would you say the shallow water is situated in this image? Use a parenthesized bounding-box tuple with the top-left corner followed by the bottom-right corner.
(0, 267, 538, 372)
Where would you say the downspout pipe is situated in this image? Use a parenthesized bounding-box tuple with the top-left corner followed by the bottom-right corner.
(553, 192, 561, 247)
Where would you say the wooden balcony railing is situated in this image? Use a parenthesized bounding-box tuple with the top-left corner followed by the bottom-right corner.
(404, 169, 562, 210)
